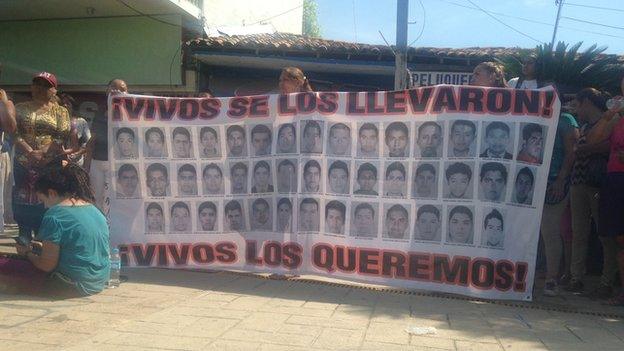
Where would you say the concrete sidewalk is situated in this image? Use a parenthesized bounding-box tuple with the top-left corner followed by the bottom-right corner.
(1, 267, 623, 351)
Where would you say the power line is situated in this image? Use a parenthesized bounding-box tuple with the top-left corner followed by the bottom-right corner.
(408, 0, 427, 46)
(249, 4, 303, 26)
(433, 0, 624, 40)
(465, 0, 544, 44)
(561, 16, 624, 31)
(563, 2, 624, 13)
(116, 0, 181, 27)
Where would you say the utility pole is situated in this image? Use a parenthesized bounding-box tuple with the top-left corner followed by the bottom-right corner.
(550, 0, 564, 50)
(394, 0, 409, 90)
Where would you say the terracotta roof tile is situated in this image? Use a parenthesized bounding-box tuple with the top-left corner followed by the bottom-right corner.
(186, 32, 524, 60)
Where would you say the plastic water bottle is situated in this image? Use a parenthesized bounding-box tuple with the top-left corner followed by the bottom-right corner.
(108, 248, 121, 288)
(606, 97, 624, 111)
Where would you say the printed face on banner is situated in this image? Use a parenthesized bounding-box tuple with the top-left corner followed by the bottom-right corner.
(481, 122, 514, 159)
(328, 123, 352, 156)
(252, 161, 273, 194)
(517, 123, 546, 164)
(482, 208, 505, 248)
(277, 123, 297, 154)
(513, 166, 535, 205)
(225, 200, 246, 231)
(449, 120, 476, 157)
(301, 121, 323, 153)
(479, 162, 508, 202)
(298, 198, 320, 232)
(384, 204, 410, 239)
(384, 162, 407, 197)
(412, 162, 438, 198)
(199, 127, 221, 158)
(177, 164, 198, 196)
(415, 122, 443, 158)
(447, 206, 474, 244)
(414, 205, 441, 242)
(145, 202, 164, 232)
(116, 164, 140, 198)
(172, 128, 193, 158)
(226, 125, 247, 157)
(202, 163, 224, 195)
(197, 202, 217, 231)
(229, 162, 248, 194)
(144, 127, 168, 158)
(358, 123, 379, 157)
(444, 162, 474, 199)
(276, 198, 293, 233)
(170, 202, 191, 232)
(325, 201, 346, 235)
(328, 161, 350, 194)
(115, 127, 138, 159)
(354, 162, 378, 196)
(249, 199, 272, 231)
(146, 163, 170, 197)
(351, 202, 378, 237)
(277, 159, 297, 193)
(303, 160, 322, 193)
(385, 122, 409, 157)
(251, 124, 272, 156)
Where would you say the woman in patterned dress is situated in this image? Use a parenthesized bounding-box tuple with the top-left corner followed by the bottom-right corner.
(13, 72, 73, 239)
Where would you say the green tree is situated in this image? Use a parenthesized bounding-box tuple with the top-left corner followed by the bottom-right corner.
(303, 0, 321, 37)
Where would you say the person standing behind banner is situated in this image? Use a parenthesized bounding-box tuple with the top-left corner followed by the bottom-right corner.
(536, 103, 578, 297)
(59, 93, 91, 168)
(0, 80, 17, 232)
(566, 88, 616, 297)
(508, 55, 543, 89)
(278, 67, 313, 94)
(89, 79, 128, 212)
(471, 62, 507, 88)
(13, 72, 73, 240)
(586, 76, 624, 305)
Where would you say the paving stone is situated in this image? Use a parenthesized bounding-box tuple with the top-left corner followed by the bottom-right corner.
(361, 341, 449, 350)
(220, 329, 315, 347)
(409, 335, 456, 350)
(236, 312, 290, 332)
(455, 340, 504, 351)
(312, 327, 365, 349)
(100, 331, 213, 350)
(365, 321, 410, 345)
(286, 315, 369, 329)
(205, 340, 260, 351)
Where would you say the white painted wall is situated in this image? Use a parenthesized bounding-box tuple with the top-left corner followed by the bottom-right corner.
(203, 0, 304, 34)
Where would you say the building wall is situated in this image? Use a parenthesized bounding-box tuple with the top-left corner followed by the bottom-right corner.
(203, 0, 303, 34)
(0, 15, 182, 86)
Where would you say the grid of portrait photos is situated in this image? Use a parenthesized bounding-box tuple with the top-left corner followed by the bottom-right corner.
(111, 118, 548, 251)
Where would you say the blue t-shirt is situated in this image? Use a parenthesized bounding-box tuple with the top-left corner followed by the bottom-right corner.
(37, 204, 110, 295)
(549, 112, 579, 179)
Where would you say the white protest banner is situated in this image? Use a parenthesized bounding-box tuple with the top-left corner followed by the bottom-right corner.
(108, 85, 560, 301)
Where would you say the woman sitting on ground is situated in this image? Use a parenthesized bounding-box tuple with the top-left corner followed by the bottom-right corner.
(0, 162, 110, 297)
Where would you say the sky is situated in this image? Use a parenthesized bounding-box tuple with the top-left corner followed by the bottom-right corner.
(315, 0, 624, 54)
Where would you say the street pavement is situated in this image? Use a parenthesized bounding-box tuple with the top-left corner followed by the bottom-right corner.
(1, 266, 623, 351)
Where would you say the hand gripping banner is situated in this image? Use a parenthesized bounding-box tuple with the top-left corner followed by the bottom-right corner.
(108, 85, 560, 301)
